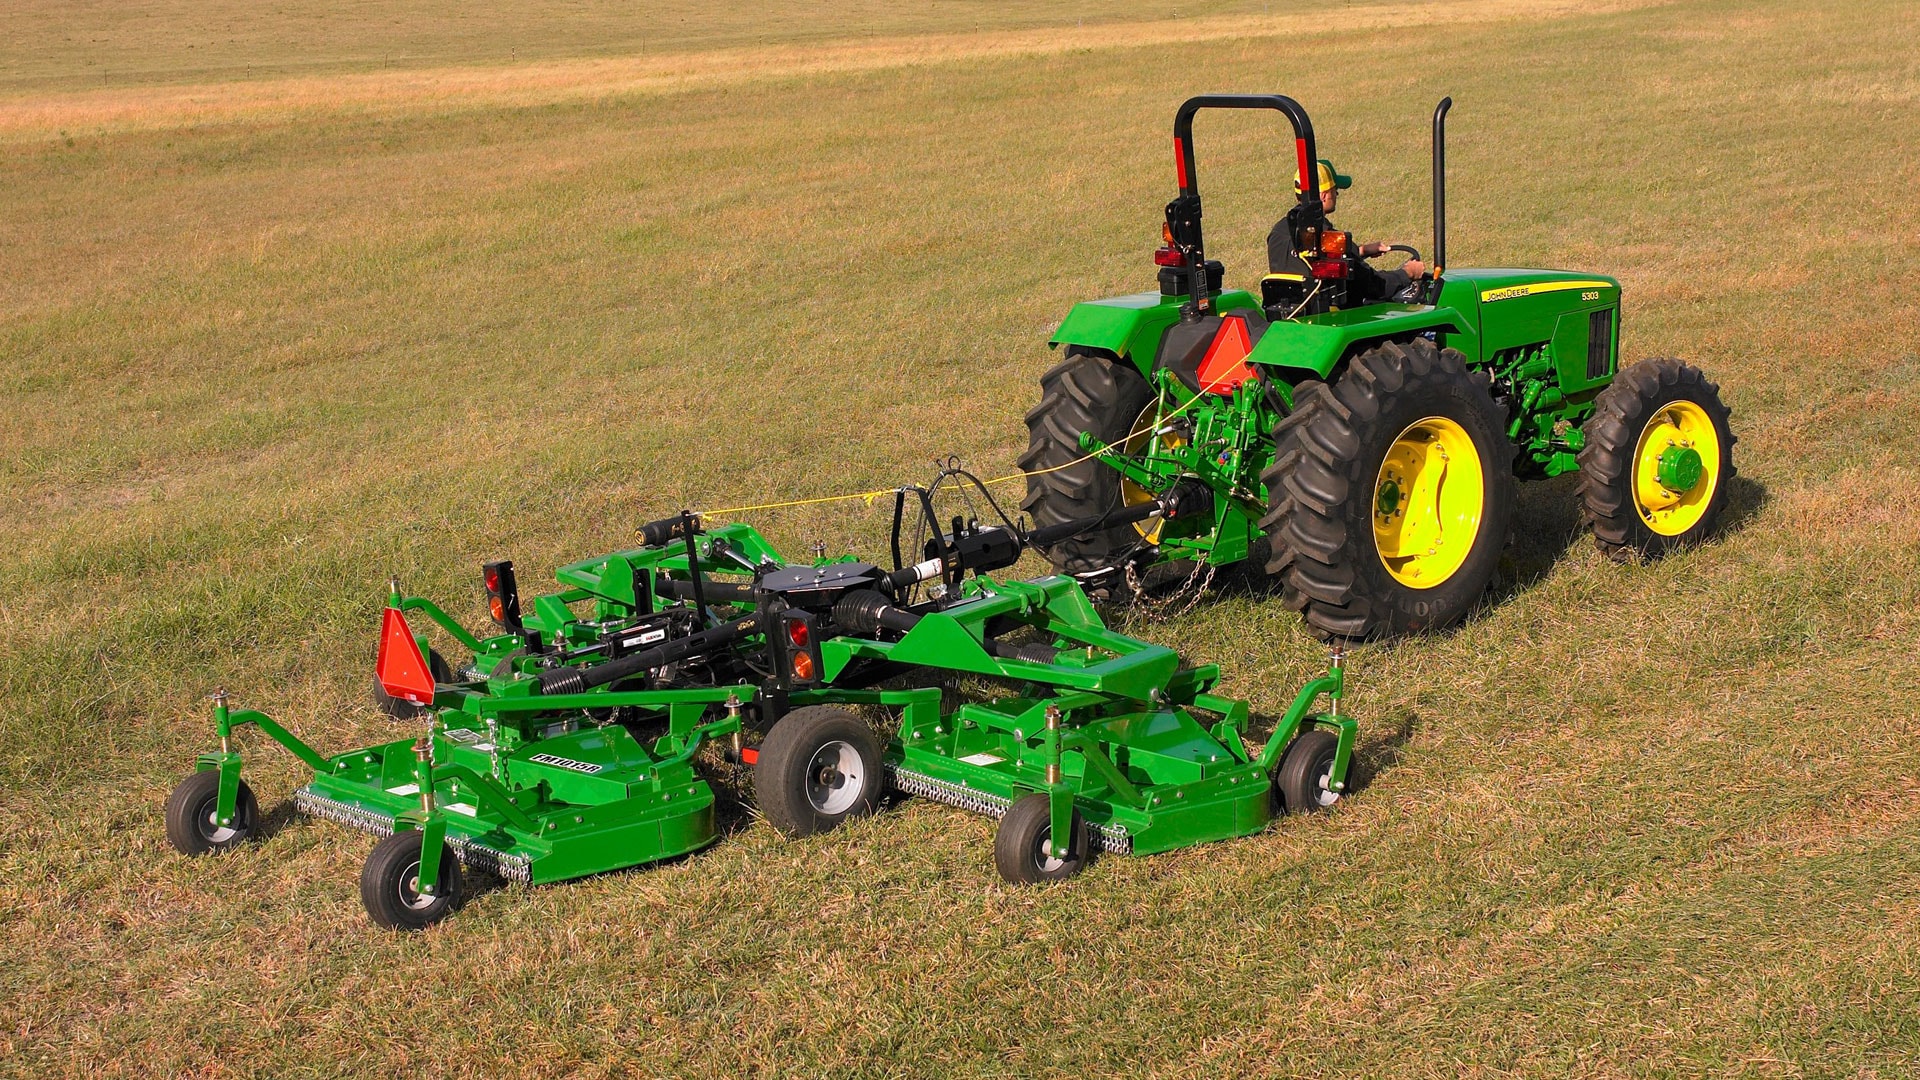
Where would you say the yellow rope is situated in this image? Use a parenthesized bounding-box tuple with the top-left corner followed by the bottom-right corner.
(694, 381, 1222, 520)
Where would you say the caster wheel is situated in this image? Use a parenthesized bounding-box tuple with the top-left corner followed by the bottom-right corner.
(753, 706, 884, 838)
(993, 793, 1090, 884)
(360, 831, 463, 930)
(1274, 728, 1343, 815)
(164, 770, 259, 855)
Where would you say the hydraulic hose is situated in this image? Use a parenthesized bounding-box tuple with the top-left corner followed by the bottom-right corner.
(654, 576, 756, 605)
(536, 614, 758, 695)
(833, 589, 1057, 664)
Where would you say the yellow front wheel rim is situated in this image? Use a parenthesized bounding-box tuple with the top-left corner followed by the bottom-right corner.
(1373, 416, 1485, 589)
(1631, 400, 1720, 536)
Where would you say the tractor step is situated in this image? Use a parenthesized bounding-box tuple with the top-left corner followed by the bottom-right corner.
(887, 764, 1134, 855)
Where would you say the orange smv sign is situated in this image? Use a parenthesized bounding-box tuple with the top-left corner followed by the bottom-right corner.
(376, 607, 437, 706)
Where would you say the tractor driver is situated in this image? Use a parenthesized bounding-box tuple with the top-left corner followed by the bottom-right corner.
(1266, 159, 1426, 304)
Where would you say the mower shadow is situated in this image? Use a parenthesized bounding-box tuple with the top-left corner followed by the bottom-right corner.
(255, 799, 305, 843)
(1343, 708, 1420, 798)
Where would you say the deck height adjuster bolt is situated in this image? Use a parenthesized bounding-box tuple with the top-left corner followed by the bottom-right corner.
(725, 693, 745, 762)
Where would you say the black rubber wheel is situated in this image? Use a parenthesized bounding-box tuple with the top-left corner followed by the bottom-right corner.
(1262, 338, 1516, 639)
(753, 706, 884, 838)
(164, 769, 259, 855)
(993, 792, 1090, 884)
(372, 648, 454, 719)
(360, 831, 463, 931)
(1273, 727, 1343, 815)
(1578, 358, 1736, 560)
(1019, 348, 1156, 583)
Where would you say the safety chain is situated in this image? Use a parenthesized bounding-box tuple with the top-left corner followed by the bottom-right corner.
(1119, 557, 1217, 627)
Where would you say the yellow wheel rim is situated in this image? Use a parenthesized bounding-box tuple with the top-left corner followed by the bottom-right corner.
(1631, 399, 1720, 536)
(1373, 416, 1485, 589)
(1120, 402, 1184, 544)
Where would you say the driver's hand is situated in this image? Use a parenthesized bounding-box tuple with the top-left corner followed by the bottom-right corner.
(1363, 241, 1388, 257)
(1403, 259, 1427, 278)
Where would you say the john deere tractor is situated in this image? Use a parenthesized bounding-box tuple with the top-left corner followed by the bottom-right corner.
(1022, 95, 1735, 638)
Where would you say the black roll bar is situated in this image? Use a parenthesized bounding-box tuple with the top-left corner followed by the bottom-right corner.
(1167, 95, 1322, 318)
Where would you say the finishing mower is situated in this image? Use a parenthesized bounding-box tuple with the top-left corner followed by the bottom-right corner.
(1022, 94, 1737, 638)
(167, 486, 1355, 928)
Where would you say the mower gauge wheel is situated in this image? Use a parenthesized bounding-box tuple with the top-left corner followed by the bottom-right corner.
(993, 793, 1090, 884)
(164, 770, 259, 855)
(360, 831, 464, 931)
(754, 707, 884, 838)
(1274, 728, 1343, 815)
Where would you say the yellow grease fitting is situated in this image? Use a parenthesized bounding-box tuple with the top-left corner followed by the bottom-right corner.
(1632, 399, 1720, 536)
(1373, 416, 1485, 589)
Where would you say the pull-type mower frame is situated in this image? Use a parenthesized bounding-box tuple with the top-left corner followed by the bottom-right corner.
(169, 492, 1355, 928)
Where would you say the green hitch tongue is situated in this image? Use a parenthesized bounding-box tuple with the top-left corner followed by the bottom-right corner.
(1657, 445, 1704, 493)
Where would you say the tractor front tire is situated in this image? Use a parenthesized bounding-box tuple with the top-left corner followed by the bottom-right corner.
(164, 770, 259, 855)
(993, 793, 1090, 885)
(1577, 358, 1735, 560)
(360, 831, 463, 931)
(1262, 338, 1515, 639)
(753, 706, 884, 838)
(1019, 348, 1155, 584)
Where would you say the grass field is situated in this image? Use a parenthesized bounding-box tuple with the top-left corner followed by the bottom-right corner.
(4, 0, 1920, 1075)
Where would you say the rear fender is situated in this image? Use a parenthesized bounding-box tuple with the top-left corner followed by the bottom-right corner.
(1051, 291, 1259, 377)
(1246, 305, 1473, 380)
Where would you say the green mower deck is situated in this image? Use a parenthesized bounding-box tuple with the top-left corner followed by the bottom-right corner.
(169, 499, 1356, 927)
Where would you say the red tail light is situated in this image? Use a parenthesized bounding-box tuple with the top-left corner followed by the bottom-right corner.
(1153, 246, 1188, 268)
(482, 560, 522, 632)
(788, 620, 809, 647)
(1310, 259, 1349, 280)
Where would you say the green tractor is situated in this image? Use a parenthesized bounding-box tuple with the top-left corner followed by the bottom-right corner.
(1022, 95, 1736, 638)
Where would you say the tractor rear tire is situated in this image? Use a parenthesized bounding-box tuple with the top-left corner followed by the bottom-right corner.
(1261, 338, 1515, 639)
(1273, 728, 1342, 815)
(753, 706, 884, 838)
(360, 831, 463, 931)
(993, 793, 1090, 884)
(373, 648, 453, 719)
(164, 770, 259, 855)
(1577, 358, 1736, 560)
(1019, 348, 1155, 584)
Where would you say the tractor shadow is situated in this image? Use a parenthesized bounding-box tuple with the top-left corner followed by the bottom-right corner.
(1486, 471, 1769, 611)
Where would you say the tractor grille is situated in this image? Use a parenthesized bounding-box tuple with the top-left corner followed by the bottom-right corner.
(1587, 308, 1614, 381)
(887, 765, 1134, 855)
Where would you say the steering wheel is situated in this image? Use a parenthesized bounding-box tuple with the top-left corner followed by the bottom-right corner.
(1369, 245, 1426, 303)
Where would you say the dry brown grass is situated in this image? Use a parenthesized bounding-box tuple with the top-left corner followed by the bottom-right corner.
(3, 0, 1919, 1076)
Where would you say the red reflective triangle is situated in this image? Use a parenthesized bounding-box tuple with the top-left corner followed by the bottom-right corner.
(376, 607, 436, 706)
(1196, 314, 1256, 393)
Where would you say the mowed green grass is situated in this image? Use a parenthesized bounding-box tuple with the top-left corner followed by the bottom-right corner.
(4, 0, 1920, 1075)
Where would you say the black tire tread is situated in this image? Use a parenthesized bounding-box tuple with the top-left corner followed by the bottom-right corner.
(164, 770, 259, 856)
(1274, 727, 1342, 815)
(1576, 358, 1737, 560)
(1259, 338, 1515, 640)
(992, 792, 1090, 884)
(753, 706, 883, 838)
(360, 830, 463, 931)
(1019, 348, 1155, 576)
